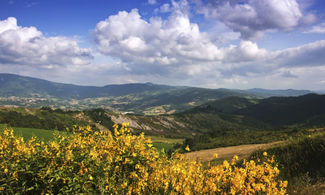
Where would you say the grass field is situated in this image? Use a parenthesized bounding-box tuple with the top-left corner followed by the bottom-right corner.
(0, 124, 65, 142)
(147, 136, 184, 144)
(147, 136, 184, 152)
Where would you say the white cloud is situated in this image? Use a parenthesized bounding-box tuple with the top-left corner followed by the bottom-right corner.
(196, 0, 316, 40)
(274, 40, 325, 67)
(304, 22, 325, 34)
(222, 41, 269, 63)
(148, 0, 157, 5)
(93, 2, 325, 81)
(160, 3, 171, 13)
(0, 17, 92, 68)
(93, 8, 224, 72)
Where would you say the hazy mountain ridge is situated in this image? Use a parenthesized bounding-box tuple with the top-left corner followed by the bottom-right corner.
(0, 73, 177, 99)
(0, 73, 320, 114)
(238, 88, 313, 97)
(0, 73, 253, 113)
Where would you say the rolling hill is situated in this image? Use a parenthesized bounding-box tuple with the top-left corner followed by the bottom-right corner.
(186, 94, 325, 128)
(0, 73, 177, 98)
(2, 93, 325, 153)
(174, 94, 325, 150)
(236, 93, 325, 127)
(0, 73, 317, 114)
(0, 73, 254, 113)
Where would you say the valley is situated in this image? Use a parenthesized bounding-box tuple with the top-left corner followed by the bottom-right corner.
(0, 73, 317, 114)
(0, 74, 325, 194)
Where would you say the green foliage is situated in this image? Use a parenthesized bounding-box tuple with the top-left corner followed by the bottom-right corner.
(84, 108, 114, 130)
(187, 96, 257, 114)
(0, 108, 87, 131)
(171, 94, 325, 152)
(152, 142, 174, 152)
(0, 124, 65, 142)
(249, 131, 325, 191)
(175, 128, 307, 152)
(0, 125, 287, 194)
(237, 94, 325, 126)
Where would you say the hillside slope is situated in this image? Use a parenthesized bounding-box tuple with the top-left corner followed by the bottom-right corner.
(236, 94, 325, 126)
(0, 73, 255, 113)
(0, 73, 176, 99)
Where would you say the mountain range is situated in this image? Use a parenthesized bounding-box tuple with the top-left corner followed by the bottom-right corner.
(0, 73, 317, 114)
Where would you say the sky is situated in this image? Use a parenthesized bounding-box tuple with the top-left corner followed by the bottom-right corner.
(1, 0, 325, 90)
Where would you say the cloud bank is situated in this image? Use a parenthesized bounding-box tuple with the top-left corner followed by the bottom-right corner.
(0, 17, 92, 68)
(196, 0, 316, 40)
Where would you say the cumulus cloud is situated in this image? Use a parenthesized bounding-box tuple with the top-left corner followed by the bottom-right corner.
(93, 8, 224, 72)
(196, 0, 316, 40)
(93, 1, 325, 77)
(222, 41, 269, 63)
(0, 17, 92, 68)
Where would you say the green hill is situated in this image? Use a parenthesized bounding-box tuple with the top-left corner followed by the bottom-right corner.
(187, 96, 258, 114)
(173, 94, 325, 151)
(1, 73, 317, 114)
(0, 73, 176, 99)
(187, 94, 325, 128)
(249, 131, 325, 194)
(0, 73, 255, 113)
(237, 93, 325, 127)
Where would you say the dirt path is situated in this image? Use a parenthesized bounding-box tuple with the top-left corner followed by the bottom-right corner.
(184, 141, 284, 162)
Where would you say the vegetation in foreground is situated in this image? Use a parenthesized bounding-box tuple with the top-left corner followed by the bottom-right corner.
(0, 124, 287, 194)
(0, 125, 181, 153)
(0, 124, 68, 142)
(250, 131, 325, 194)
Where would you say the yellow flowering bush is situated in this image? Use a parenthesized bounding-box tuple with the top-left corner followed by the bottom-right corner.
(0, 123, 287, 194)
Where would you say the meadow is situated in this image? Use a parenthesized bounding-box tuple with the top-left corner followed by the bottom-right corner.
(0, 124, 64, 142)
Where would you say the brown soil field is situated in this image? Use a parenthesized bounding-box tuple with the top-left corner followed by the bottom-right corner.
(184, 141, 284, 162)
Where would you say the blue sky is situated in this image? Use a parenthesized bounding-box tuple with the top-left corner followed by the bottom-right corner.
(1, 0, 325, 90)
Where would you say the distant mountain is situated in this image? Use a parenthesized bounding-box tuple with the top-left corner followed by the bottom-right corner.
(0, 73, 176, 99)
(316, 90, 325, 95)
(0, 73, 319, 114)
(236, 88, 313, 97)
(187, 96, 258, 114)
(0, 73, 256, 113)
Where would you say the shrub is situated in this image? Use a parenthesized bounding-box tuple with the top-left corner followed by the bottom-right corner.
(0, 124, 287, 194)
